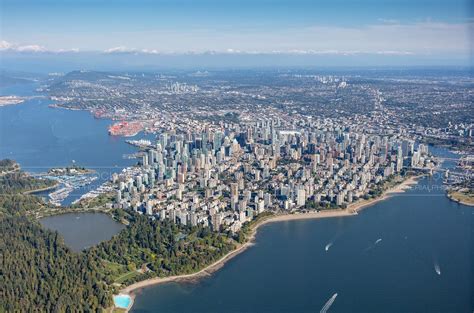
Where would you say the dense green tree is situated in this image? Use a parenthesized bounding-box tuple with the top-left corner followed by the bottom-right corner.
(88, 211, 236, 283)
(0, 216, 113, 312)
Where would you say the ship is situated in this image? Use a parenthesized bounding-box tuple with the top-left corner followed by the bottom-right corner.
(108, 121, 143, 137)
(125, 139, 152, 148)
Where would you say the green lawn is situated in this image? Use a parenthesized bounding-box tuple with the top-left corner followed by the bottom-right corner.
(114, 270, 141, 284)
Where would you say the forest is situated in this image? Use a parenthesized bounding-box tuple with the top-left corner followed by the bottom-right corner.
(1, 215, 112, 312)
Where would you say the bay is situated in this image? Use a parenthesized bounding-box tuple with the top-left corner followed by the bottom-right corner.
(0, 82, 151, 205)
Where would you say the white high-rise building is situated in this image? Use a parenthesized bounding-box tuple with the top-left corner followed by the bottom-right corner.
(297, 188, 306, 207)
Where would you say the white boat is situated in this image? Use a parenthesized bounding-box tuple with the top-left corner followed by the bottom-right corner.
(325, 242, 333, 252)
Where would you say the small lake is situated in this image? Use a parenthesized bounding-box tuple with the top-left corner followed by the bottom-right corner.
(40, 212, 125, 252)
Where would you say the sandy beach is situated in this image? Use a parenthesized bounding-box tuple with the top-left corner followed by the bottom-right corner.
(120, 174, 422, 306)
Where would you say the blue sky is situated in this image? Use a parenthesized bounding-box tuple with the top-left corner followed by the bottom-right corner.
(0, 0, 472, 67)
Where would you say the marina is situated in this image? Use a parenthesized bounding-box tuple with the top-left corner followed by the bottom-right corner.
(36, 174, 98, 206)
(72, 182, 114, 205)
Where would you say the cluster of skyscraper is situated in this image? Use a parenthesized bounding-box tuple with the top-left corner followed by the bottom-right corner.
(166, 82, 199, 94)
(111, 118, 432, 233)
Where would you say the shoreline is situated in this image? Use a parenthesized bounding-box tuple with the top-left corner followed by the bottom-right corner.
(119, 174, 422, 308)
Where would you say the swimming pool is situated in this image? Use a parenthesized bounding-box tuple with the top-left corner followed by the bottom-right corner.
(114, 294, 132, 309)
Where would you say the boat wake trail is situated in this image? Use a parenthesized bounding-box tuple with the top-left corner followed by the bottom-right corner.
(320, 293, 338, 313)
(325, 242, 333, 252)
(365, 238, 382, 251)
(434, 262, 441, 275)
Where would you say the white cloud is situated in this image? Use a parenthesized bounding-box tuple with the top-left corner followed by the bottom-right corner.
(0, 40, 78, 53)
(375, 50, 414, 55)
(101, 47, 417, 56)
(2, 20, 471, 57)
(103, 46, 135, 53)
(104, 46, 163, 54)
(15, 44, 46, 52)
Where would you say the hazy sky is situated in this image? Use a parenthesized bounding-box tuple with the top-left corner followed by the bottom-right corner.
(0, 0, 472, 67)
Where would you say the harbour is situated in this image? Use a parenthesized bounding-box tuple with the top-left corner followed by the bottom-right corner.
(0, 83, 148, 205)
